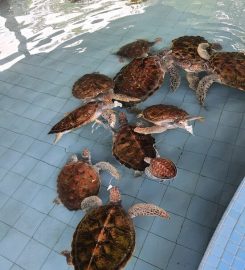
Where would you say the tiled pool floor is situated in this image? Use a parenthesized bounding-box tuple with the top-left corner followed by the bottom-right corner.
(0, 1, 245, 269)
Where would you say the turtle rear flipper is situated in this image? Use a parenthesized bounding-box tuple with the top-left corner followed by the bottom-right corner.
(128, 203, 169, 219)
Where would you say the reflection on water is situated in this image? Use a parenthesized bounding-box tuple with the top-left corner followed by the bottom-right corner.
(0, 0, 244, 71)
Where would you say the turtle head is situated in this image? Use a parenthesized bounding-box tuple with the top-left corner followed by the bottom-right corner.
(119, 112, 128, 126)
(82, 148, 91, 163)
(109, 186, 121, 203)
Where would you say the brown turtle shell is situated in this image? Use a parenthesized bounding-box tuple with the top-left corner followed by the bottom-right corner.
(209, 52, 245, 90)
(57, 161, 100, 210)
(72, 73, 114, 100)
(113, 55, 165, 104)
(71, 203, 135, 270)
(142, 104, 189, 123)
(116, 39, 154, 59)
(48, 101, 100, 134)
(171, 36, 212, 72)
(149, 157, 177, 179)
(113, 124, 156, 171)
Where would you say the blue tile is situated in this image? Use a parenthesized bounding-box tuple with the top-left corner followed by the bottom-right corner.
(49, 205, 74, 224)
(11, 135, 34, 153)
(178, 151, 205, 173)
(0, 255, 13, 270)
(26, 140, 51, 159)
(0, 198, 26, 226)
(0, 172, 24, 196)
(34, 215, 66, 248)
(167, 245, 202, 270)
(222, 250, 235, 265)
(155, 143, 182, 164)
(201, 156, 229, 181)
(226, 241, 239, 256)
(200, 106, 222, 123)
(220, 111, 243, 128)
(151, 212, 184, 242)
(139, 233, 175, 269)
(232, 146, 245, 164)
(12, 155, 38, 177)
(28, 161, 56, 185)
(10, 264, 24, 270)
(161, 187, 192, 217)
(12, 179, 41, 204)
(170, 169, 199, 194)
(224, 98, 245, 113)
(0, 149, 22, 170)
(30, 186, 56, 214)
(53, 226, 74, 253)
(16, 239, 50, 270)
(22, 104, 43, 120)
(35, 108, 58, 124)
(215, 124, 239, 144)
(177, 219, 212, 252)
(0, 167, 7, 181)
(219, 184, 237, 207)
(232, 258, 244, 270)
(196, 176, 223, 203)
(42, 146, 68, 167)
(218, 261, 230, 270)
(11, 116, 33, 133)
(0, 191, 9, 209)
(226, 161, 245, 186)
(134, 227, 148, 257)
(14, 207, 45, 237)
(208, 141, 233, 162)
(194, 121, 217, 139)
(0, 228, 30, 261)
(134, 259, 159, 270)
(184, 135, 212, 154)
(0, 130, 18, 148)
(236, 129, 245, 147)
(40, 251, 69, 270)
(162, 130, 189, 148)
(0, 221, 10, 241)
(24, 121, 48, 138)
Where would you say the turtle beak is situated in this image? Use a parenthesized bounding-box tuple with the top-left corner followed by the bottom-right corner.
(113, 101, 122, 107)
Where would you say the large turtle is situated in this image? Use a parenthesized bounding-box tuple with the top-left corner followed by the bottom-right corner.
(134, 104, 204, 135)
(112, 112, 177, 180)
(160, 36, 222, 90)
(54, 148, 120, 210)
(115, 37, 162, 62)
(196, 43, 245, 105)
(61, 186, 169, 270)
(72, 72, 140, 103)
(48, 96, 122, 143)
(113, 53, 180, 106)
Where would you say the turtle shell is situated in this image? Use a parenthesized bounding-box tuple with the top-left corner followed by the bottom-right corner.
(113, 124, 156, 171)
(57, 161, 100, 210)
(209, 52, 245, 90)
(71, 203, 135, 270)
(48, 101, 100, 134)
(149, 157, 177, 179)
(113, 55, 165, 104)
(171, 36, 211, 72)
(72, 73, 114, 100)
(116, 39, 153, 59)
(142, 104, 189, 123)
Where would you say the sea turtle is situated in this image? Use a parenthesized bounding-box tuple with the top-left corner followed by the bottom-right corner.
(72, 72, 140, 103)
(196, 43, 245, 105)
(160, 36, 222, 90)
(112, 112, 177, 179)
(48, 96, 122, 144)
(113, 53, 180, 106)
(61, 186, 169, 270)
(134, 104, 204, 135)
(54, 148, 120, 210)
(115, 37, 162, 62)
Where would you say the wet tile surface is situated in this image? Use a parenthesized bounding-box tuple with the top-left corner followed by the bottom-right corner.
(0, 0, 244, 270)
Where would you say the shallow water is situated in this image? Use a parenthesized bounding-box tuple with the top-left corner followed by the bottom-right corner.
(0, 0, 244, 270)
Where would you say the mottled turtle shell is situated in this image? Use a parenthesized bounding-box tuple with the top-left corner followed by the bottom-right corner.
(142, 104, 189, 123)
(149, 158, 177, 179)
(71, 203, 135, 270)
(116, 39, 155, 59)
(171, 36, 212, 72)
(57, 161, 100, 210)
(72, 73, 114, 100)
(113, 124, 156, 171)
(113, 55, 165, 104)
(209, 52, 245, 90)
(49, 101, 100, 134)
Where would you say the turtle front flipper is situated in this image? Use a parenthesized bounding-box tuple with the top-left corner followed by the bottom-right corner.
(186, 72, 200, 91)
(111, 93, 141, 103)
(95, 161, 120, 180)
(134, 124, 175, 134)
(61, 250, 73, 265)
(196, 74, 221, 106)
(128, 203, 169, 219)
(81, 196, 103, 213)
(167, 64, 181, 91)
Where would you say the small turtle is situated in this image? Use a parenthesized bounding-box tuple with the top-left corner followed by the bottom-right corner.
(113, 53, 180, 106)
(48, 96, 122, 143)
(196, 43, 245, 105)
(112, 112, 177, 179)
(160, 36, 222, 90)
(134, 104, 204, 135)
(54, 148, 120, 210)
(115, 37, 162, 62)
(61, 186, 169, 269)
